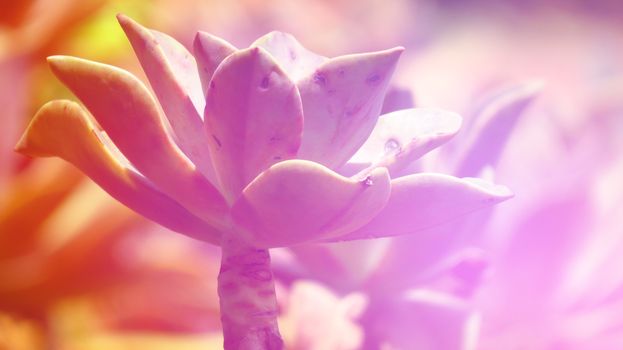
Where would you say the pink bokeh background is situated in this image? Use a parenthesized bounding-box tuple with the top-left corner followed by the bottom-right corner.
(1, 1, 622, 349)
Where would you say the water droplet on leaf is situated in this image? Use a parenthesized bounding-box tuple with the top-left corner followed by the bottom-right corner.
(384, 138, 400, 154)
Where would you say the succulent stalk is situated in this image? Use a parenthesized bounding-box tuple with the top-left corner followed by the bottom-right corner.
(218, 236, 283, 349)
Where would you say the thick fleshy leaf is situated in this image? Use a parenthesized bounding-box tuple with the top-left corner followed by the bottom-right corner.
(15, 100, 221, 243)
(296, 47, 403, 169)
(193, 31, 237, 96)
(453, 81, 541, 177)
(347, 108, 462, 177)
(364, 290, 480, 350)
(231, 160, 391, 248)
(205, 47, 304, 202)
(329, 173, 512, 242)
(48, 56, 227, 226)
(117, 14, 218, 185)
(250, 31, 328, 82)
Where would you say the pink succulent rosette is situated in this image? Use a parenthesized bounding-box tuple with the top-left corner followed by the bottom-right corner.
(16, 14, 512, 349)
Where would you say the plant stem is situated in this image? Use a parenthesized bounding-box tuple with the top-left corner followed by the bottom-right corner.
(218, 236, 283, 349)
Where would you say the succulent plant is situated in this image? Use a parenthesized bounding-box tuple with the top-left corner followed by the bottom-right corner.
(16, 14, 511, 349)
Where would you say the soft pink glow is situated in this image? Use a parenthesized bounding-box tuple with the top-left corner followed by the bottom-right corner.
(14, 13, 512, 348)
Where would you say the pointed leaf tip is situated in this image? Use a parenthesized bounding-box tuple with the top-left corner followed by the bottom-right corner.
(14, 100, 68, 157)
(117, 13, 219, 185)
(193, 30, 237, 95)
(250, 30, 328, 81)
(46, 55, 73, 69)
(115, 12, 129, 24)
(297, 46, 404, 169)
(462, 177, 514, 200)
(14, 130, 31, 155)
